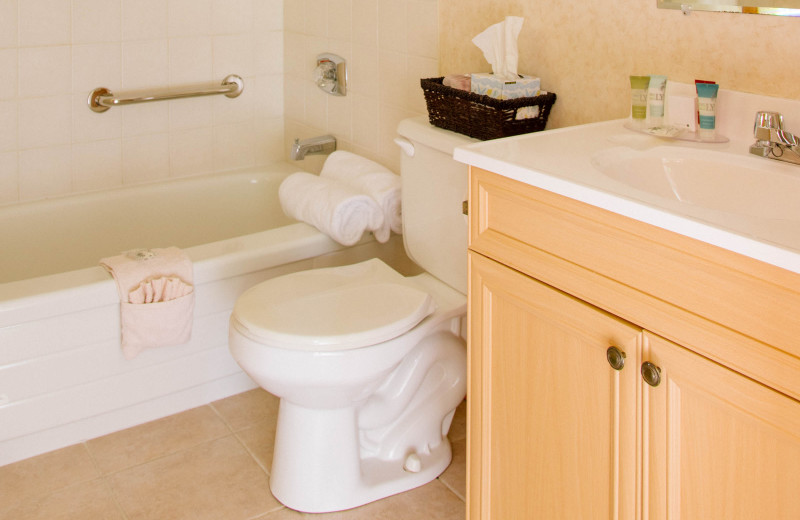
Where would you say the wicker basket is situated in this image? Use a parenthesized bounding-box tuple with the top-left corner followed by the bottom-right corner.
(420, 77, 556, 141)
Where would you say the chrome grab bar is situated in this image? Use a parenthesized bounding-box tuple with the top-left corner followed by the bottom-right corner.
(88, 74, 244, 113)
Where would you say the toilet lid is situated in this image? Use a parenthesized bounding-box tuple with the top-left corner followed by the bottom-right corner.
(231, 258, 436, 351)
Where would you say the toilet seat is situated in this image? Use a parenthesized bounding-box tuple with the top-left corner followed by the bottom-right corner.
(231, 259, 436, 352)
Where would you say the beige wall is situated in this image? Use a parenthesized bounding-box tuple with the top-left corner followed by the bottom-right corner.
(440, 0, 800, 128)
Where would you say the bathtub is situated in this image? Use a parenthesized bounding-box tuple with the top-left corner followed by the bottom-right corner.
(0, 164, 411, 466)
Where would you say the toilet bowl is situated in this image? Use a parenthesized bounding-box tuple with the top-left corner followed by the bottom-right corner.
(228, 117, 475, 513)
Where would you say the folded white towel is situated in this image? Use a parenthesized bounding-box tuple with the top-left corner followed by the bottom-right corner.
(320, 151, 402, 241)
(279, 172, 384, 247)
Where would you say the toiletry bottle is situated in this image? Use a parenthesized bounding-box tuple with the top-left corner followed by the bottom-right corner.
(630, 76, 649, 128)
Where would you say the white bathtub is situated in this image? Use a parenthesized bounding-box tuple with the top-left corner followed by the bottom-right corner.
(0, 165, 411, 466)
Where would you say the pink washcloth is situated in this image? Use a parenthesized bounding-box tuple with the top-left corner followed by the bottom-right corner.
(100, 247, 194, 359)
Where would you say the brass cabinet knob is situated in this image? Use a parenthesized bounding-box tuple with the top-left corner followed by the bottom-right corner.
(606, 346, 626, 371)
(641, 362, 662, 387)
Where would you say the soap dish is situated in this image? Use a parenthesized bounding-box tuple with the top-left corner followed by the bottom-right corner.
(623, 121, 729, 143)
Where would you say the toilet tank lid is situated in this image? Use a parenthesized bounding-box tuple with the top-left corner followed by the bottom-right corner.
(231, 259, 436, 351)
(397, 116, 477, 156)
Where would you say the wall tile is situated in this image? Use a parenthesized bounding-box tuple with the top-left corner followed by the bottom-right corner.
(0, 152, 18, 205)
(72, 139, 123, 192)
(72, 44, 122, 94)
(351, 0, 378, 47)
(254, 0, 284, 32)
(377, 0, 406, 53)
(213, 34, 255, 79)
(73, 94, 123, 143)
(213, 120, 255, 171)
(0, 101, 17, 152)
(328, 0, 353, 42)
(168, 0, 213, 38)
(18, 146, 72, 201)
(170, 126, 214, 177)
(168, 37, 213, 86)
(19, 0, 71, 47)
(406, 1, 437, 59)
(212, 0, 254, 35)
(18, 46, 71, 98)
(18, 96, 72, 150)
(122, 0, 168, 41)
(122, 40, 169, 90)
(0, 49, 16, 100)
(0, 0, 18, 49)
(73, 0, 123, 44)
(122, 133, 170, 183)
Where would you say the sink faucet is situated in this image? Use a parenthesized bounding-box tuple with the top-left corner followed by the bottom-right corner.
(749, 111, 800, 165)
(291, 135, 337, 161)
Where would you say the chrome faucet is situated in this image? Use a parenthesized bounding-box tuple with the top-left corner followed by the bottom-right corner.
(749, 111, 800, 165)
(290, 135, 337, 161)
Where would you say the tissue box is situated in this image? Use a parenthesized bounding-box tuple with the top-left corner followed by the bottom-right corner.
(470, 73, 541, 100)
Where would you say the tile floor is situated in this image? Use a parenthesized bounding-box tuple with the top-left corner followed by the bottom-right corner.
(0, 389, 467, 520)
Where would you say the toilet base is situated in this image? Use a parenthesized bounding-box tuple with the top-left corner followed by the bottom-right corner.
(269, 399, 455, 513)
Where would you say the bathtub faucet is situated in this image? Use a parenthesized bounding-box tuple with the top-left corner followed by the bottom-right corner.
(291, 135, 337, 161)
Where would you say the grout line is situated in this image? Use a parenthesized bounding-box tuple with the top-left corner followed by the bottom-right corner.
(437, 476, 466, 503)
(208, 400, 237, 434)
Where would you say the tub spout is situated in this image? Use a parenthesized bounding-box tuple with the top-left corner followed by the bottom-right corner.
(291, 135, 337, 161)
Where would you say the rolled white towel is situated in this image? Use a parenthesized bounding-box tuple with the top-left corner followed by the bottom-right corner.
(320, 151, 402, 240)
(279, 172, 384, 247)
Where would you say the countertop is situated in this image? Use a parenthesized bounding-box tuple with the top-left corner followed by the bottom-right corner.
(454, 119, 800, 275)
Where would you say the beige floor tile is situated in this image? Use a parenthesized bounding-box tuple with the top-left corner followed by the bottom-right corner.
(108, 435, 280, 520)
(439, 437, 466, 500)
(0, 444, 99, 511)
(211, 388, 280, 432)
(0, 478, 125, 520)
(255, 480, 465, 520)
(235, 422, 277, 474)
(86, 405, 231, 474)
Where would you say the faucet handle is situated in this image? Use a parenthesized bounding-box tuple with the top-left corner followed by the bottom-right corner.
(754, 111, 784, 134)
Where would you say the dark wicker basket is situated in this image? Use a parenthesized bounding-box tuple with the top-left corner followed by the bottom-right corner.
(420, 77, 556, 140)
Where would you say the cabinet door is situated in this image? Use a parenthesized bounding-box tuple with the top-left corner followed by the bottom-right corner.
(468, 252, 640, 520)
(643, 331, 800, 520)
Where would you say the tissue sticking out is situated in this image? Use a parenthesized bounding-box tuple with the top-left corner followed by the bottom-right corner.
(470, 16, 541, 100)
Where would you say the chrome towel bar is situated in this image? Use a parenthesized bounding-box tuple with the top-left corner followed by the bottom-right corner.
(88, 74, 244, 113)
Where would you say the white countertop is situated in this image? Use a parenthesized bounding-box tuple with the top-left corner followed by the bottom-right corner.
(454, 119, 800, 275)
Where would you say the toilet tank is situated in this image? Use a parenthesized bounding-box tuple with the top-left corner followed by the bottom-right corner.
(396, 117, 477, 295)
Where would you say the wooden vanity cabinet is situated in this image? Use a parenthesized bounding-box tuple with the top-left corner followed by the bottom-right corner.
(467, 167, 800, 520)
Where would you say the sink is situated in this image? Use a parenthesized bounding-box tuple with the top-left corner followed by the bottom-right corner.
(590, 146, 800, 222)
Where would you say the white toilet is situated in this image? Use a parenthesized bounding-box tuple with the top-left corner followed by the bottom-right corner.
(228, 116, 474, 513)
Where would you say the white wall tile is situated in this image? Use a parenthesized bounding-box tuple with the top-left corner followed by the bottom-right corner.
(73, 44, 122, 94)
(213, 34, 255, 79)
(72, 94, 123, 143)
(72, 139, 123, 192)
(306, 0, 328, 37)
(73, 0, 122, 44)
(255, 31, 284, 76)
(0, 152, 18, 204)
(123, 0, 168, 41)
(213, 120, 255, 171)
(0, 0, 18, 49)
(18, 96, 72, 149)
(0, 101, 18, 152)
(122, 133, 170, 183)
(212, 0, 254, 35)
(351, 0, 377, 47)
(168, 0, 213, 38)
(169, 126, 214, 177)
(168, 37, 213, 86)
(351, 92, 378, 150)
(377, 0, 406, 53)
(122, 103, 170, 137)
(19, 0, 71, 47)
(255, 0, 284, 32)
(284, 0, 305, 34)
(123, 40, 169, 90)
(19, 46, 71, 98)
(328, 0, 352, 42)
(19, 146, 72, 201)
(169, 98, 213, 131)
(0, 49, 17, 100)
(406, 1, 437, 59)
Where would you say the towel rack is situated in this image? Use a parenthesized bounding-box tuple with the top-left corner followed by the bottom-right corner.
(88, 74, 244, 113)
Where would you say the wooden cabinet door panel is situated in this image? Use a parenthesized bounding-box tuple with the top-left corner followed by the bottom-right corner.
(469, 252, 640, 520)
(644, 332, 800, 520)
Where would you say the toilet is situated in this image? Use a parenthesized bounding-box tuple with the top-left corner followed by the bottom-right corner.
(228, 116, 473, 513)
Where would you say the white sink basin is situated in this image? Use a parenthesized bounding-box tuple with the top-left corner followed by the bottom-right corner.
(590, 146, 800, 222)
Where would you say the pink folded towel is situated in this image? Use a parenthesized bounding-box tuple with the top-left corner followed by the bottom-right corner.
(100, 247, 194, 359)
